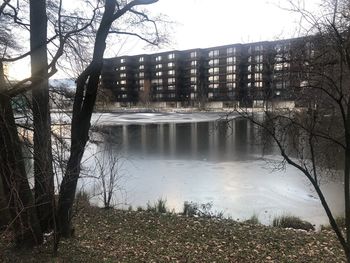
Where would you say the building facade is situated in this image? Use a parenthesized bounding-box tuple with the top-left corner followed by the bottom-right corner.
(101, 37, 308, 108)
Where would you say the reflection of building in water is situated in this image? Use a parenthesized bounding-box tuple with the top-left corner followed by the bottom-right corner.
(102, 37, 314, 108)
(105, 120, 267, 161)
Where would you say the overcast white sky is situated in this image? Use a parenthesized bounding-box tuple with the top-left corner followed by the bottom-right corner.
(114, 0, 322, 56)
(8, 0, 322, 79)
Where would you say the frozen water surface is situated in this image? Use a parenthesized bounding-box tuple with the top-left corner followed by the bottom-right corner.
(74, 112, 344, 226)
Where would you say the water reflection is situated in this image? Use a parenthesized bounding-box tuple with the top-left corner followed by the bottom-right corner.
(95, 119, 273, 162)
(84, 117, 343, 226)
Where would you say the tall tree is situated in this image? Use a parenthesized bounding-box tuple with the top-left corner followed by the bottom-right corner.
(57, 0, 160, 238)
(30, 0, 55, 233)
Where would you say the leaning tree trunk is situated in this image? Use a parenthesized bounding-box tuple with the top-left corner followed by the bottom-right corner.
(57, 0, 115, 238)
(57, 0, 158, 239)
(30, 0, 55, 233)
(0, 62, 43, 246)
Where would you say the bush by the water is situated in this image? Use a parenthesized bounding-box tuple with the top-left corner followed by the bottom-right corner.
(182, 201, 223, 219)
(244, 214, 260, 225)
(273, 215, 315, 231)
(146, 198, 168, 213)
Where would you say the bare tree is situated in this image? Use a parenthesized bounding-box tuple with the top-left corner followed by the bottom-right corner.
(30, 0, 55, 233)
(57, 0, 162, 238)
(0, 0, 98, 246)
(93, 146, 127, 209)
(236, 0, 350, 260)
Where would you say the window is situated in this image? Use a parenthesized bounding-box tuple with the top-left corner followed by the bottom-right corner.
(120, 58, 125, 63)
(247, 74, 252, 80)
(190, 68, 197, 75)
(152, 79, 163, 85)
(191, 84, 197, 91)
(248, 65, 252, 72)
(156, 64, 162, 69)
(227, 74, 236, 81)
(120, 73, 126, 78)
(209, 50, 219, 57)
(156, 71, 162, 77)
(209, 59, 219, 66)
(120, 66, 126, 71)
(156, 55, 162, 61)
(190, 93, 196, 99)
(139, 72, 144, 78)
(227, 82, 236, 89)
(255, 55, 263, 63)
(168, 93, 175, 98)
(209, 75, 219, 83)
(139, 65, 144, 70)
(121, 94, 127, 98)
(120, 87, 126, 91)
(190, 51, 197, 58)
(254, 73, 262, 81)
(191, 77, 197, 83)
(209, 67, 219, 74)
(168, 53, 175, 59)
(168, 70, 175, 76)
(209, 83, 219, 89)
(139, 57, 144, 62)
(274, 63, 283, 71)
(255, 81, 263, 87)
(208, 92, 214, 98)
(227, 57, 236, 64)
(256, 64, 263, 71)
(120, 80, 126, 85)
(168, 78, 175, 84)
(168, 85, 175, 90)
(227, 65, 236, 73)
(168, 62, 175, 68)
(247, 82, 252, 88)
(227, 47, 236, 55)
(191, 61, 197, 67)
(139, 79, 144, 85)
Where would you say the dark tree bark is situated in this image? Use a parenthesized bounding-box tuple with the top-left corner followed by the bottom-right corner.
(30, 0, 55, 232)
(0, 62, 43, 246)
(57, 0, 158, 238)
(57, 0, 115, 238)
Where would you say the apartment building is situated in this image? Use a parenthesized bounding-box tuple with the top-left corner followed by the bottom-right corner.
(101, 37, 307, 108)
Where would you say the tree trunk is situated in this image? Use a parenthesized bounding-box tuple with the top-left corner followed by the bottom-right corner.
(0, 62, 43, 246)
(57, 0, 115, 238)
(30, 0, 55, 232)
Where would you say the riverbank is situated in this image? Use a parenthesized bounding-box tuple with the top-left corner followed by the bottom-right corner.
(0, 203, 345, 262)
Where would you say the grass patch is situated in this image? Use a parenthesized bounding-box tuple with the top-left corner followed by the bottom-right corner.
(146, 198, 168, 213)
(273, 215, 314, 231)
(244, 213, 260, 225)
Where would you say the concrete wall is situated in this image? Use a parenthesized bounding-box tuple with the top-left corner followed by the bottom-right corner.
(205, 101, 224, 109)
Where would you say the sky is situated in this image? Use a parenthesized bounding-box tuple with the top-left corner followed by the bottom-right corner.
(7, 0, 322, 79)
(114, 0, 321, 56)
